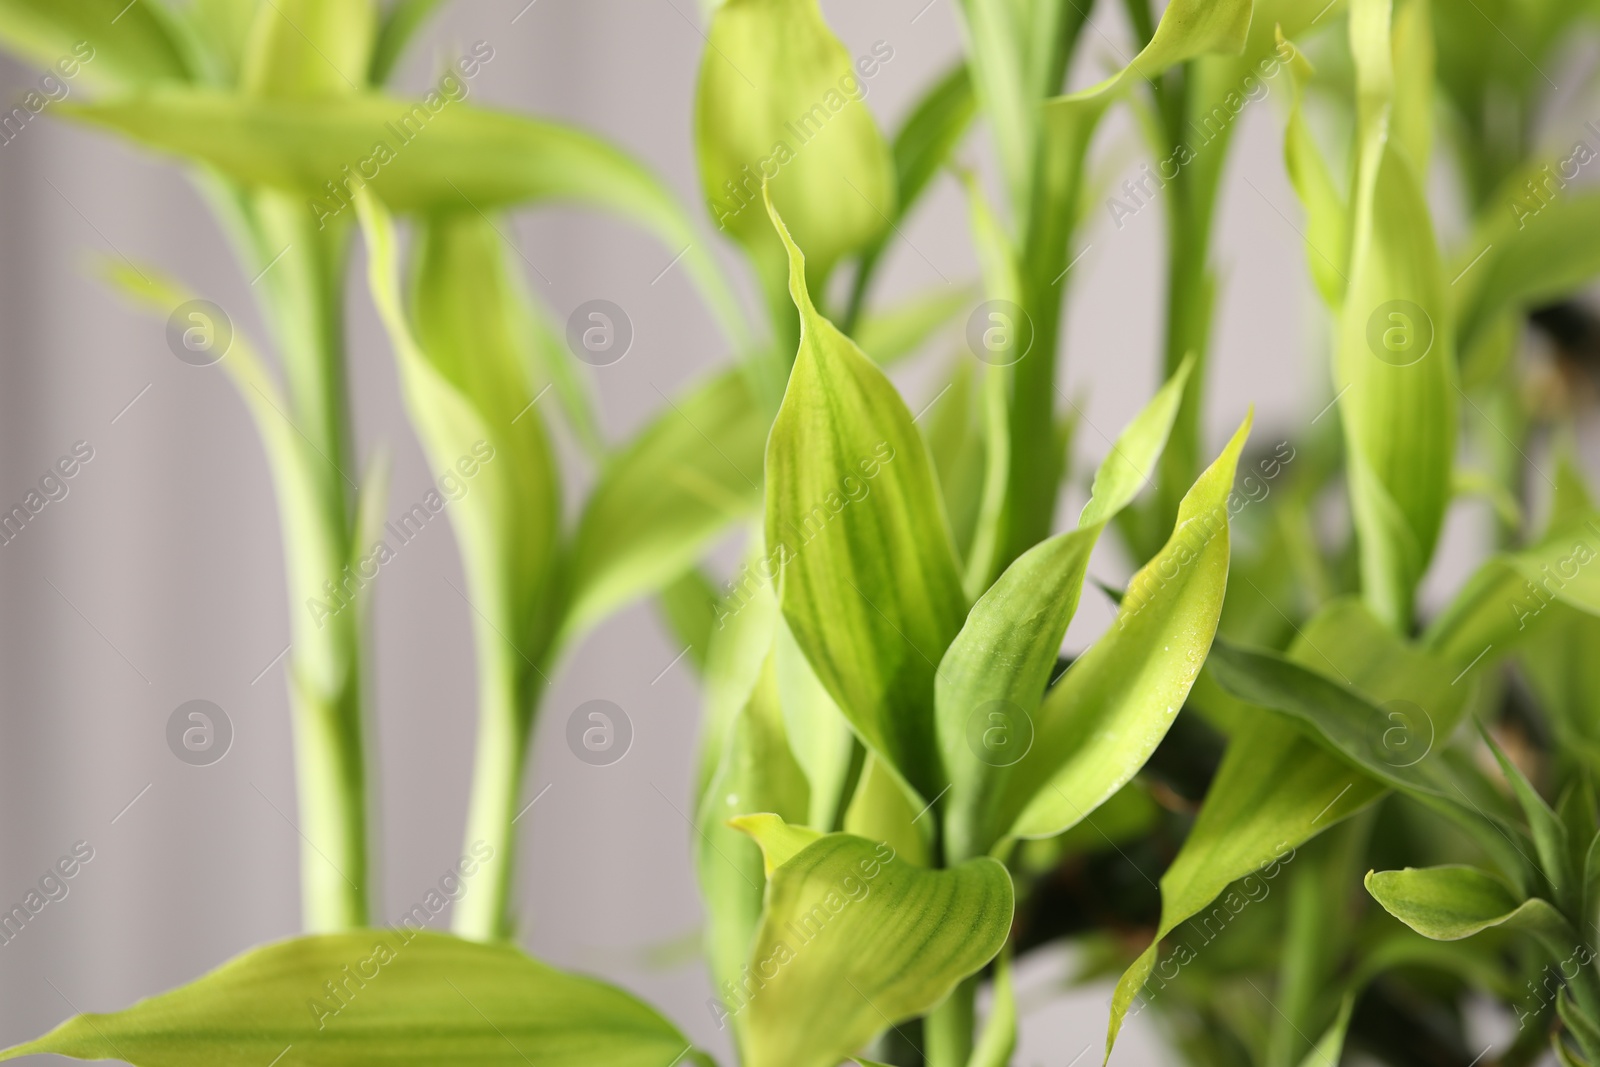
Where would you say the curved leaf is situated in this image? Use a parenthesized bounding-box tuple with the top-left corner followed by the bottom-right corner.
(63, 90, 746, 343)
(1103, 598, 1465, 1058)
(733, 820, 1013, 1067)
(763, 192, 967, 801)
(935, 358, 1194, 860)
(1365, 866, 1571, 943)
(0, 932, 712, 1066)
(1335, 0, 1457, 629)
(1006, 414, 1253, 845)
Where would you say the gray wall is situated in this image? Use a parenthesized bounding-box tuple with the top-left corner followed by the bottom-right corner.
(0, 1, 1515, 1064)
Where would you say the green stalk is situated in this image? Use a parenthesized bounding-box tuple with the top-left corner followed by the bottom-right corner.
(254, 191, 371, 930)
(453, 643, 542, 942)
(925, 975, 978, 1067)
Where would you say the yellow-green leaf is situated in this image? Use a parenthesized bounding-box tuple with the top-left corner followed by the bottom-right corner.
(732, 821, 1013, 1067)
(63, 90, 745, 344)
(763, 192, 967, 801)
(696, 0, 895, 293)
(0, 932, 712, 1066)
(0, 0, 192, 89)
(935, 359, 1194, 860)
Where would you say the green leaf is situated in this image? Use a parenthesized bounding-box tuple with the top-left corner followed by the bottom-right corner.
(1390, 0, 1434, 175)
(565, 368, 767, 639)
(655, 568, 720, 676)
(1458, 184, 1600, 353)
(935, 358, 1194, 860)
(852, 285, 979, 368)
(240, 0, 375, 97)
(1335, 0, 1457, 630)
(1204, 637, 1535, 878)
(1296, 992, 1355, 1067)
(0, 932, 711, 1066)
(1480, 724, 1576, 914)
(0, 0, 193, 89)
(63, 90, 746, 344)
(732, 820, 1013, 1067)
(1005, 413, 1253, 845)
(1422, 509, 1600, 665)
(695, 0, 895, 294)
(1103, 598, 1464, 1059)
(1364, 866, 1573, 944)
(1281, 32, 1349, 306)
(369, 0, 449, 84)
(763, 192, 967, 801)
(363, 203, 560, 657)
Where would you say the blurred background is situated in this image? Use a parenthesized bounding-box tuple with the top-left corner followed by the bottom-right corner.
(0, 0, 1547, 1062)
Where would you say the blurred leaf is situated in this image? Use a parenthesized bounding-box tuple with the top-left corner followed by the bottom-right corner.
(1205, 637, 1534, 878)
(369, 0, 449, 84)
(696, 0, 895, 294)
(64, 90, 746, 343)
(1480, 724, 1576, 913)
(1335, 0, 1457, 630)
(0, 932, 712, 1066)
(923, 358, 988, 562)
(733, 819, 1013, 1067)
(763, 193, 967, 802)
(190, 0, 260, 85)
(1104, 598, 1465, 1058)
(852, 285, 978, 367)
(1458, 186, 1600, 353)
(1006, 414, 1252, 845)
(0, 0, 193, 89)
(241, 0, 375, 96)
(365, 203, 560, 657)
(1281, 32, 1349, 305)
(566, 368, 767, 639)
(1390, 0, 1434, 173)
(656, 568, 720, 675)
(935, 358, 1194, 859)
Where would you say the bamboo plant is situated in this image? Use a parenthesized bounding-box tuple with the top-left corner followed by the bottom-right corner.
(9, 0, 1600, 1065)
